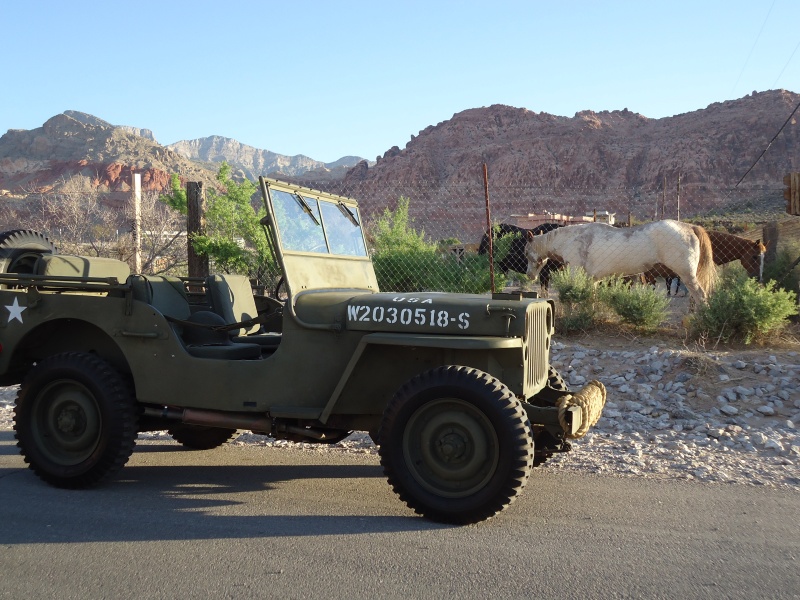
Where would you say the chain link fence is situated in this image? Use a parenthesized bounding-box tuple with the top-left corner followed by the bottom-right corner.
(306, 179, 800, 298)
(3, 179, 798, 300)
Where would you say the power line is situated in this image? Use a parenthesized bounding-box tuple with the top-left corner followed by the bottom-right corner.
(735, 97, 800, 187)
(730, 0, 776, 97)
(772, 38, 800, 88)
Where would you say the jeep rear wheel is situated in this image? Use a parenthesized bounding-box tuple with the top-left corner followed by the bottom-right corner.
(379, 366, 534, 524)
(168, 424, 237, 450)
(0, 229, 57, 274)
(14, 353, 137, 488)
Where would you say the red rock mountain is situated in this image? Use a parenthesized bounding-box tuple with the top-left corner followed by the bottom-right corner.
(335, 89, 799, 228)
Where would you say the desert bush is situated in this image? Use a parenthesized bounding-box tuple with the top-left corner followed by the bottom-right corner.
(597, 276, 670, 331)
(369, 197, 505, 293)
(762, 240, 800, 296)
(549, 266, 598, 331)
(690, 269, 798, 344)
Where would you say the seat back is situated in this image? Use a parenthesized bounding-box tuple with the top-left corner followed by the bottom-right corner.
(36, 254, 131, 282)
(129, 275, 191, 320)
(207, 274, 260, 336)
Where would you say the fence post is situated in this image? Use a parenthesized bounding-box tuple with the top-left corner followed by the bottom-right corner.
(131, 172, 142, 274)
(187, 182, 209, 278)
(483, 164, 494, 294)
(763, 221, 780, 263)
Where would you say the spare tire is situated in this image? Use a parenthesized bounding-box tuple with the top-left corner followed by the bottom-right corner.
(0, 229, 57, 274)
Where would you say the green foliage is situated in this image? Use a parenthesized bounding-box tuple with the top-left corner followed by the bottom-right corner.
(762, 240, 800, 295)
(597, 276, 670, 331)
(551, 265, 595, 304)
(370, 197, 505, 293)
(158, 173, 187, 215)
(186, 162, 275, 282)
(549, 266, 598, 331)
(690, 269, 798, 344)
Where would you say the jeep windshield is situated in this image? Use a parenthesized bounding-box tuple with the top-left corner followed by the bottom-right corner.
(269, 189, 368, 257)
(259, 177, 378, 296)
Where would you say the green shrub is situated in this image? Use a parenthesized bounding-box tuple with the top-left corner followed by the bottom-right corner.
(690, 269, 798, 344)
(762, 240, 800, 296)
(550, 266, 598, 331)
(369, 197, 505, 293)
(597, 276, 670, 331)
(551, 265, 595, 304)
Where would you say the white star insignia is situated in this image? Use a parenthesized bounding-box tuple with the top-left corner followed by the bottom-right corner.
(5, 297, 26, 324)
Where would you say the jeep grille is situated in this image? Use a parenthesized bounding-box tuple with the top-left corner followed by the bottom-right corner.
(524, 302, 552, 395)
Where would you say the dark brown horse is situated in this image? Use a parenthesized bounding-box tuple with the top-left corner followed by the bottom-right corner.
(478, 223, 563, 289)
(643, 231, 766, 293)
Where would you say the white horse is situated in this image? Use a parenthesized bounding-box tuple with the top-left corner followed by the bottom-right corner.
(524, 220, 716, 304)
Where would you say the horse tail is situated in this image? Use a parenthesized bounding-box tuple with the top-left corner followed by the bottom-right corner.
(692, 225, 717, 297)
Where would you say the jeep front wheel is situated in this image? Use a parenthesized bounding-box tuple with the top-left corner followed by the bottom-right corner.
(14, 353, 138, 488)
(378, 366, 534, 524)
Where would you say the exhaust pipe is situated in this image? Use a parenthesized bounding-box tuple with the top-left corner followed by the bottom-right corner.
(142, 406, 272, 433)
(141, 406, 335, 440)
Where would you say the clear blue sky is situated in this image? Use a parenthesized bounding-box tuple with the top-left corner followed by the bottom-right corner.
(1, 0, 798, 164)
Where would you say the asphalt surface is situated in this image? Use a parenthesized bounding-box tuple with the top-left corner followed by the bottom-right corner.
(0, 431, 798, 600)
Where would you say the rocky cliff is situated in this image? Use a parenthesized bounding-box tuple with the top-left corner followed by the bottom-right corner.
(338, 89, 800, 221)
(166, 137, 366, 183)
(0, 112, 215, 195)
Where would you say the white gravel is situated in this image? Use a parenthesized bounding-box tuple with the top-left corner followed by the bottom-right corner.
(2, 341, 798, 490)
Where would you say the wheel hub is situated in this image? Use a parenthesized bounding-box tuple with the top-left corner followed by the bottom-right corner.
(56, 405, 86, 437)
(437, 430, 467, 462)
(403, 398, 499, 498)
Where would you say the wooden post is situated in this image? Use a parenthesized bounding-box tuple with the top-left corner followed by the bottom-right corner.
(676, 173, 681, 221)
(187, 182, 209, 278)
(660, 176, 666, 220)
(763, 221, 780, 264)
(483, 164, 495, 294)
(131, 173, 142, 274)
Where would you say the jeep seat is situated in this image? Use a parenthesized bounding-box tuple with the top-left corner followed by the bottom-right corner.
(207, 274, 282, 349)
(36, 254, 131, 282)
(130, 275, 261, 360)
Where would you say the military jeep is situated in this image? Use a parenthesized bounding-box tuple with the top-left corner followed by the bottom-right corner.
(0, 177, 599, 524)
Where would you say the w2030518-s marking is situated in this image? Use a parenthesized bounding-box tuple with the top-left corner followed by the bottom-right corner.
(347, 304, 470, 330)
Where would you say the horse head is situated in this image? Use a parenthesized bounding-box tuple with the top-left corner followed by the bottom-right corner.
(524, 230, 549, 279)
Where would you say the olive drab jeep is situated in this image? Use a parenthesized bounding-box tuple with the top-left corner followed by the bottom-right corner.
(0, 177, 605, 524)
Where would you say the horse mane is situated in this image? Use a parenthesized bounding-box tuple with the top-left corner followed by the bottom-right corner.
(692, 225, 717, 296)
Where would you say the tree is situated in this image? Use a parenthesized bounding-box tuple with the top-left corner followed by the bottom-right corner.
(187, 163, 276, 283)
(22, 174, 187, 274)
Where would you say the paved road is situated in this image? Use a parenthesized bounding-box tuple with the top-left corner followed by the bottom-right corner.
(1, 430, 798, 599)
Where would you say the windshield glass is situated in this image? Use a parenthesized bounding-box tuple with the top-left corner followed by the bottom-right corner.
(269, 187, 368, 257)
(319, 200, 368, 257)
(270, 189, 328, 253)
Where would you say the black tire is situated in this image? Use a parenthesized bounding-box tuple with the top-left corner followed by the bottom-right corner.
(378, 366, 534, 524)
(168, 424, 237, 450)
(532, 366, 571, 467)
(0, 229, 57, 274)
(14, 353, 138, 488)
(547, 366, 570, 392)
